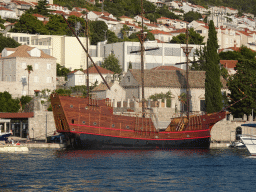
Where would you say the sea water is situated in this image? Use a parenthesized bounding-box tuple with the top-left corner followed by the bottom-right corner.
(0, 148, 255, 191)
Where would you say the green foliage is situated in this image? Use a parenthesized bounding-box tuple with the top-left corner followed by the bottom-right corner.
(191, 46, 206, 70)
(219, 46, 256, 60)
(0, 34, 20, 53)
(149, 91, 172, 107)
(67, 15, 86, 36)
(26, 65, 33, 74)
(205, 20, 223, 113)
(27, 0, 50, 16)
(10, 13, 48, 34)
(20, 95, 33, 110)
(156, 5, 180, 20)
(170, 28, 204, 45)
(55, 89, 72, 96)
(101, 53, 122, 74)
(227, 59, 256, 117)
(107, 30, 119, 44)
(129, 31, 155, 41)
(89, 21, 108, 45)
(45, 15, 68, 35)
(0, 92, 20, 112)
(183, 11, 202, 23)
(56, 64, 71, 80)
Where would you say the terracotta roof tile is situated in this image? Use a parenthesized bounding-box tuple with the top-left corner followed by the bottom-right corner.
(83, 66, 114, 74)
(220, 60, 238, 69)
(3, 45, 55, 59)
(0, 112, 34, 119)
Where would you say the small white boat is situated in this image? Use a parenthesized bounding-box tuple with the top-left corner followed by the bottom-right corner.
(240, 122, 256, 156)
(0, 119, 11, 142)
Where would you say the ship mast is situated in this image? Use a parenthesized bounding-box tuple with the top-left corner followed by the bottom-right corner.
(86, 13, 89, 102)
(181, 25, 193, 120)
(61, 14, 111, 91)
(139, 0, 146, 117)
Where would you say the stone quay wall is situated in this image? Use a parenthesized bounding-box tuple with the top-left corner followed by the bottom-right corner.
(29, 111, 56, 140)
(211, 114, 253, 143)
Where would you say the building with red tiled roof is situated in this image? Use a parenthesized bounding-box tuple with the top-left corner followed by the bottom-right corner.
(69, 11, 84, 18)
(0, 7, 17, 19)
(149, 30, 173, 42)
(32, 13, 49, 22)
(87, 10, 116, 21)
(0, 45, 56, 97)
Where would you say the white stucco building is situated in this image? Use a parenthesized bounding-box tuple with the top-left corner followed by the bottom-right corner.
(4, 32, 88, 70)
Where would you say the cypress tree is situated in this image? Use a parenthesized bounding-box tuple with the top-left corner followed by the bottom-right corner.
(205, 20, 223, 113)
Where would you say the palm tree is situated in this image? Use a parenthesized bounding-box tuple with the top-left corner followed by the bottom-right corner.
(25, 65, 33, 96)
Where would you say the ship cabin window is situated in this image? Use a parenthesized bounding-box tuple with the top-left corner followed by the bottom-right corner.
(70, 105, 73, 108)
(126, 125, 130, 129)
(72, 119, 74, 124)
(112, 124, 115, 128)
(82, 121, 86, 124)
(93, 122, 97, 126)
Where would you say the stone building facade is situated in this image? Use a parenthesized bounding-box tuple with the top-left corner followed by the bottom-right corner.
(0, 45, 56, 97)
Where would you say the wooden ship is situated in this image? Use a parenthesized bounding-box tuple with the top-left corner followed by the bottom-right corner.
(51, 4, 227, 149)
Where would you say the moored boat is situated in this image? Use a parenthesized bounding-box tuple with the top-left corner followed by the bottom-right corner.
(51, 94, 226, 149)
(241, 122, 256, 155)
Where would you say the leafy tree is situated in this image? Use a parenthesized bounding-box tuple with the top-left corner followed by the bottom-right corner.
(56, 64, 71, 80)
(0, 16, 5, 30)
(25, 65, 33, 96)
(107, 30, 119, 44)
(0, 34, 20, 52)
(183, 11, 202, 23)
(10, 13, 48, 34)
(45, 15, 68, 35)
(66, 15, 86, 36)
(27, 0, 50, 16)
(227, 59, 256, 117)
(0, 92, 20, 112)
(121, 24, 130, 39)
(101, 53, 122, 74)
(20, 95, 33, 110)
(219, 46, 256, 61)
(89, 21, 108, 45)
(205, 20, 223, 113)
(170, 28, 204, 45)
(191, 46, 207, 71)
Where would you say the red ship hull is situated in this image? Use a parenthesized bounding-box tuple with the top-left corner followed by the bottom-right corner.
(51, 94, 226, 149)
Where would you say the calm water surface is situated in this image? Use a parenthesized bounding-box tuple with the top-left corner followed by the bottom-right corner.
(0, 148, 255, 191)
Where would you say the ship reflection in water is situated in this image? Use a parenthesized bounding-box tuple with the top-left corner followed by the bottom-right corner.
(0, 148, 255, 191)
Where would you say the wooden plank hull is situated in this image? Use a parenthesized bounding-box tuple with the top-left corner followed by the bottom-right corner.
(50, 94, 226, 149)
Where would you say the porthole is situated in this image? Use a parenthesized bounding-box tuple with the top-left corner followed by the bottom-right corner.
(82, 121, 86, 124)
(72, 128, 75, 131)
(70, 105, 73, 108)
(85, 106, 88, 110)
(112, 124, 115, 127)
(126, 125, 130, 129)
(93, 122, 97, 126)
